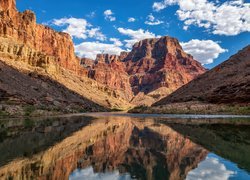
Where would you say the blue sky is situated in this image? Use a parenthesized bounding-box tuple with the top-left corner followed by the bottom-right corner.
(16, 0, 250, 69)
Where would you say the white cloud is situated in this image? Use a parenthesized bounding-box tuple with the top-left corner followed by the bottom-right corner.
(104, 9, 116, 21)
(152, 0, 250, 35)
(153, 0, 176, 11)
(128, 17, 136, 22)
(109, 38, 123, 46)
(145, 14, 164, 25)
(75, 41, 124, 59)
(181, 39, 227, 65)
(52, 17, 106, 41)
(69, 167, 131, 180)
(87, 28, 106, 41)
(186, 156, 235, 180)
(52, 18, 90, 39)
(117, 28, 160, 48)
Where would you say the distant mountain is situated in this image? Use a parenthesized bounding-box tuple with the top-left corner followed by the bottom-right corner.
(154, 45, 250, 106)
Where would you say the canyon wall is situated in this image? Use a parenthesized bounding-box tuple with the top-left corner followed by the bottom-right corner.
(0, 0, 132, 109)
(0, 0, 206, 109)
(0, 0, 79, 72)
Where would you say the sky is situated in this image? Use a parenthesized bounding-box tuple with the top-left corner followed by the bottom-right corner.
(16, 0, 250, 69)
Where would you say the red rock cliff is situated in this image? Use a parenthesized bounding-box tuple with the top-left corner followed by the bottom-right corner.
(0, 0, 79, 72)
(83, 37, 206, 105)
(124, 37, 206, 95)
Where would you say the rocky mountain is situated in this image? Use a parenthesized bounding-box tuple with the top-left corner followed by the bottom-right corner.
(0, 0, 206, 111)
(81, 37, 206, 106)
(154, 45, 250, 106)
(125, 37, 206, 105)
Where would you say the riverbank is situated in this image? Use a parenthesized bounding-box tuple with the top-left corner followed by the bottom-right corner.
(0, 104, 109, 119)
(128, 102, 250, 115)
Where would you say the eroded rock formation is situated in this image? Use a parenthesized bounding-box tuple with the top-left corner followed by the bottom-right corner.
(0, 0, 79, 72)
(81, 37, 206, 106)
(0, 0, 132, 109)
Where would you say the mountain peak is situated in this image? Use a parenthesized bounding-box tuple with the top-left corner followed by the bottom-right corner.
(124, 36, 191, 62)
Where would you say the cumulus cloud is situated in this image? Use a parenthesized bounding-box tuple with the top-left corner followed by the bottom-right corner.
(153, 0, 173, 12)
(104, 9, 116, 21)
(52, 17, 106, 41)
(186, 156, 235, 180)
(109, 38, 123, 46)
(69, 167, 131, 180)
(145, 14, 164, 25)
(128, 17, 136, 22)
(52, 18, 90, 39)
(152, 0, 250, 35)
(75, 41, 124, 59)
(181, 39, 227, 65)
(117, 28, 160, 48)
(87, 28, 106, 41)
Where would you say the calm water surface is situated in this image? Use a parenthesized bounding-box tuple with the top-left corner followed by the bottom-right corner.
(0, 113, 249, 180)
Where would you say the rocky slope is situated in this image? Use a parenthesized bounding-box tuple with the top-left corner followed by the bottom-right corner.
(0, 61, 107, 116)
(154, 45, 250, 106)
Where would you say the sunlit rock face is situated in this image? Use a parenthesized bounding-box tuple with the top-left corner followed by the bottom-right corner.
(124, 37, 206, 95)
(0, 117, 208, 180)
(0, 0, 132, 109)
(0, 0, 79, 72)
(87, 59, 134, 100)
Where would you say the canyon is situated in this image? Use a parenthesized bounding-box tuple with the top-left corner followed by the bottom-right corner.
(0, 0, 206, 113)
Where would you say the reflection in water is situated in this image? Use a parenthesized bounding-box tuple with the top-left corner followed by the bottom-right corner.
(187, 154, 235, 180)
(70, 166, 131, 180)
(0, 114, 249, 180)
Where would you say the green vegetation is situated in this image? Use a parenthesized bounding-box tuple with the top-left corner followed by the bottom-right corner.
(128, 105, 149, 113)
(222, 106, 250, 115)
(0, 110, 8, 117)
(110, 108, 124, 112)
(129, 103, 250, 115)
(24, 118, 35, 129)
(24, 105, 36, 116)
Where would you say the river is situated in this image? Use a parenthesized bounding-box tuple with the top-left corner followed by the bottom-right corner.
(0, 113, 249, 180)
